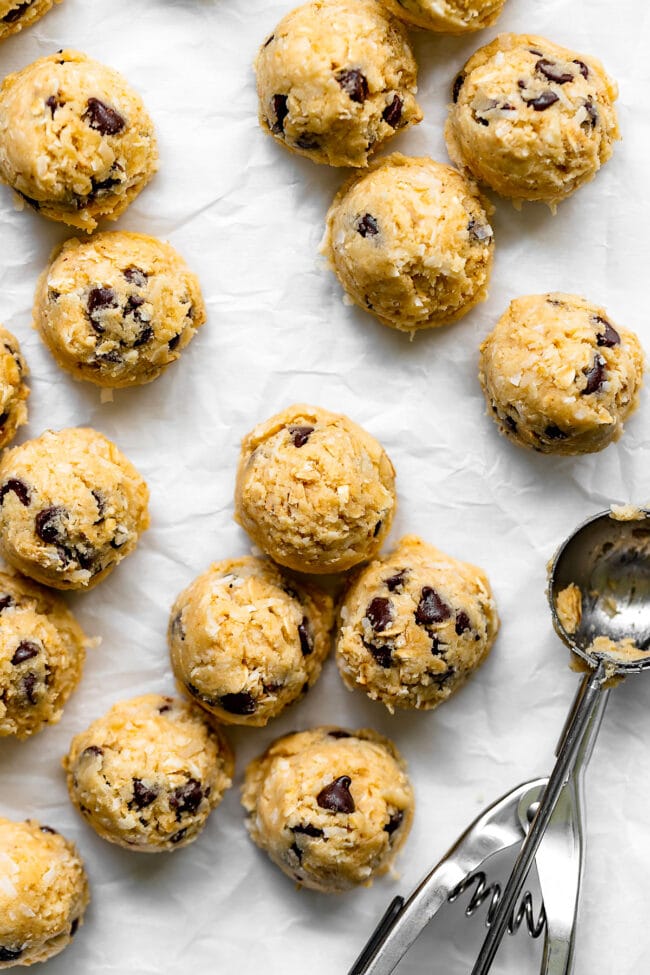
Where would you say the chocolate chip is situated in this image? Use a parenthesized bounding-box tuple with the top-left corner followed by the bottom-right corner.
(385, 570, 406, 593)
(124, 294, 144, 318)
(573, 59, 589, 78)
(328, 730, 352, 739)
(82, 98, 126, 136)
(168, 334, 182, 352)
(535, 59, 574, 84)
(594, 316, 620, 347)
(415, 587, 451, 626)
(0, 948, 23, 962)
(96, 350, 122, 364)
(158, 696, 174, 713)
(219, 691, 256, 715)
(295, 133, 320, 150)
(133, 324, 154, 347)
(373, 520, 382, 537)
(298, 617, 313, 656)
(21, 673, 38, 705)
(16, 190, 40, 211)
(87, 287, 118, 332)
(355, 213, 379, 238)
(289, 841, 302, 863)
(288, 425, 314, 447)
(505, 415, 518, 433)
(455, 611, 471, 635)
(263, 34, 274, 47)
(82, 745, 103, 759)
(35, 506, 66, 546)
(170, 828, 187, 844)
(46, 95, 59, 116)
(170, 779, 203, 816)
(528, 48, 544, 56)
(88, 173, 121, 199)
(0, 595, 13, 612)
(271, 94, 289, 134)
(317, 775, 355, 814)
(430, 635, 444, 656)
(335, 68, 368, 104)
(582, 354, 606, 395)
(522, 90, 559, 111)
(369, 644, 393, 668)
(452, 74, 465, 103)
(1, 1, 31, 23)
(0, 479, 30, 506)
(123, 266, 147, 287)
(132, 779, 158, 809)
(582, 97, 598, 128)
(545, 424, 568, 440)
(292, 823, 324, 837)
(91, 489, 106, 520)
(366, 597, 393, 632)
(70, 918, 79, 937)
(39, 825, 58, 834)
(0, 413, 8, 428)
(11, 641, 39, 665)
(382, 95, 402, 128)
(384, 810, 404, 835)
(430, 667, 455, 687)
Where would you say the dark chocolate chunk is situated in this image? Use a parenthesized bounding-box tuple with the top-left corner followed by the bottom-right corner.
(1, 1, 32, 23)
(430, 667, 455, 687)
(594, 316, 620, 348)
(170, 828, 187, 844)
(21, 673, 38, 705)
(545, 424, 568, 440)
(87, 286, 118, 331)
(0, 479, 31, 506)
(45, 95, 59, 116)
(415, 587, 451, 626)
(369, 644, 393, 668)
(123, 266, 147, 287)
(573, 59, 589, 79)
(328, 730, 352, 739)
(70, 918, 79, 937)
(522, 90, 559, 111)
(355, 213, 379, 238)
(583, 96, 598, 128)
(452, 74, 465, 103)
(124, 294, 145, 319)
(0, 948, 23, 962)
(219, 691, 256, 715)
(335, 68, 368, 104)
(535, 59, 574, 84)
(295, 133, 320, 150)
(504, 415, 518, 433)
(288, 425, 314, 448)
(317, 775, 355, 813)
(373, 520, 382, 537)
(168, 334, 182, 352)
(82, 98, 126, 136)
(131, 779, 158, 809)
(385, 570, 406, 592)
(0, 595, 13, 612)
(382, 95, 402, 128)
(11, 641, 39, 665)
(170, 779, 203, 816)
(133, 324, 154, 347)
(289, 841, 302, 863)
(91, 489, 106, 520)
(82, 745, 104, 759)
(384, 809, 404, 835)
(35, 506, 67, 546)
(298, 617, 313, 656)
(366, 597, 393, 632)
(292, 823, 324, 837)
(582, 354, 606, 395)
(455, 611, 471, 635)
(158, 696, 174, 714)
(271, 94, 289, 134)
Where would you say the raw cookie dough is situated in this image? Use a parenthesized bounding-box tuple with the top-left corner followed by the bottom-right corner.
(379, 0, 506, 34)
(169, 556, 334, 727)
(324, 153, 494, 332)
(242, 726, 414, 892)
(255, 0, 422, 168)
(0, 569, 88, 739)
(63, 694, 234, 853)
(445, 33, 620, 206)
(479, 293, 644, 455)
(0, 0, 60, 41)
(0, 326, 28, 450)
(0, 50, 158, 232)
(336, 535, 498, 711)
(0, 427, 150, 590)
(0, 817, 89, 968)
(34, 232, 206, 388)
(234, 404, 396, 574)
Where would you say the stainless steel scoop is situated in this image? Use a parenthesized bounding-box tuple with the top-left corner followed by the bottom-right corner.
(471, 507, 650, 974)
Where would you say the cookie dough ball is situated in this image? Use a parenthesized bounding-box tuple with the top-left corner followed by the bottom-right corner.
(0, 50, 158, 232)
(336, 535, 498, 711)
(324, 154, 494, 332)
(0, 327, 28, 450)
(242, 727, 414, 893)
(255, 0, 422, 168)
(0, 0, 60, 41)
(479, 294, 645, 455)
(34, 232, 206, 389)
(445, 34, 620, 205)
(0, 817, 88, 968)
(380, 0, 506, 33)
(0, 570, 88, 739)
(63, 694, 234, 853)
(235, 405, 396, 574)
(0, 427, 150, 590)
(170, 556, 334, 727)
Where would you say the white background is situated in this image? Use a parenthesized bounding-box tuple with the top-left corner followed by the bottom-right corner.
(0, 0, 649, 972)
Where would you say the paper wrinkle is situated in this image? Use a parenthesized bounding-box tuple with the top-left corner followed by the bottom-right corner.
(0, 0, 648, 973)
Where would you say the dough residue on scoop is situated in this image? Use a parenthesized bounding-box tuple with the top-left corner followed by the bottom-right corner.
(609, 504, 648, 522)
(555, 583, 582, 635)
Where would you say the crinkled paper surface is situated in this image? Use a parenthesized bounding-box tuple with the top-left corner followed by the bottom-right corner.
(0, 0, 649, 972)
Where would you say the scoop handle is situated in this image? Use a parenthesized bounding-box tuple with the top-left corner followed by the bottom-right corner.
(471, 659, 608, 975)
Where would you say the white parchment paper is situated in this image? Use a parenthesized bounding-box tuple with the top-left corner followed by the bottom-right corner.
(0, 0, 649, 972)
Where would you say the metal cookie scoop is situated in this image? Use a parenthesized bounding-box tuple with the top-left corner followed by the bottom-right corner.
(471, 507, 650, 974)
